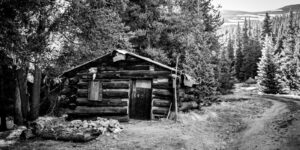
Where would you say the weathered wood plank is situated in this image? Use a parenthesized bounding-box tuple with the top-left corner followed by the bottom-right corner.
(78, 80, 130, 88)
(78, 71, 171, 79)
(153, 99, 171, 107)
(124, 65, 150, 70)
(152, 82, 171, 89)
(88, 81, 100, 101)
(153, 114, 166, 119)
(103, 91, 129, 98)
(77, 81, 88, 88)
(152, 89, 172, 96)
(77, 89, 129, 98)
(98, 66, 119, 71)
(152, 94, 172, 99)
(67, 106, 128, 115)
(153, 78, 169, 84)
(102, 82, 129, 89)
(152, 107, 169, 115)
(77, 89, 88, 97)
(76, 98, 128, 107)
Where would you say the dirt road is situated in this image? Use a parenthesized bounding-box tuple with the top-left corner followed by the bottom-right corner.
(226, 84, 300, 150)
(4, 84, 300, 150)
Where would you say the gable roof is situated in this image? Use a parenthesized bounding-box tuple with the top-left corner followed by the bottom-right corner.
(116, 50, 176, 72)
(60, 49, 176, 77)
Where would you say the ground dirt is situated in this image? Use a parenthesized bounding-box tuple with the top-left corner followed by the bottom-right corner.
(2, 83, 300, 150)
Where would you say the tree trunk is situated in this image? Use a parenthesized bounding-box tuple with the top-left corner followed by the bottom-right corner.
(17, 68, 29, 122)
(31, 65, 42, 120)
(14, 76, 23, 125)
(0, 65, 7, 131)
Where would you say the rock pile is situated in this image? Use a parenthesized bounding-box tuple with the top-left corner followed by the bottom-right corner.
(24, 116, 123, 142)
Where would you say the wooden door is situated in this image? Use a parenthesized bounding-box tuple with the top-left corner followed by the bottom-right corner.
(130, 80, 152, 119)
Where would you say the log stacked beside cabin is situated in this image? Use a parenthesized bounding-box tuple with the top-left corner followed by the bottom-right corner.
(178, 87, 200, 112)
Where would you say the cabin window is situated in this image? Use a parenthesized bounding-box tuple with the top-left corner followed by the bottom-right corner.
(88, 81, 102, 101)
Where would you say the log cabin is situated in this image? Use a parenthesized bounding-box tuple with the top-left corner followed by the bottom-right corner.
(59, 50, 198, 122)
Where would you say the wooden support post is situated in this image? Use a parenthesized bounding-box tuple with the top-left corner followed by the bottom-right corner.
(174, 55, 179, 121)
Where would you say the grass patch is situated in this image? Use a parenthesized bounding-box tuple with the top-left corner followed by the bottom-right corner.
(178, 99, 273, 149)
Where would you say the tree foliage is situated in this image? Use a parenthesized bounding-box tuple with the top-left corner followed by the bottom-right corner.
(257, 36, 282, 94)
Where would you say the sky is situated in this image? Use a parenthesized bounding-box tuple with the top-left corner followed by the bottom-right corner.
(212, 0, 300, 12)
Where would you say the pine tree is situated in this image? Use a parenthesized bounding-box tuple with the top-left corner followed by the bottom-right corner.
(284, 11, 296, 55)
(280, 11, 299, 90)
(234, 23, 244, 81)
(226, 36, 235, 61)
(226, 35, 235, 70)
(261, 12, 272, 42)
(252, 24, 263, 77)
(275, 36, 284, 55)
(241, 18, 251, 80)
(295, 37, 300, 78)
(218, 48, 234, 94)
(257, 36, 282, 94)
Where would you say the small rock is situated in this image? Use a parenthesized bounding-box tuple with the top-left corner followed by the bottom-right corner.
(113, 135, 118, 140)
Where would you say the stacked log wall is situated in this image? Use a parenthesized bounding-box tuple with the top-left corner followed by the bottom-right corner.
(151, 77, 173, 119)
(61, 54, 174, 121)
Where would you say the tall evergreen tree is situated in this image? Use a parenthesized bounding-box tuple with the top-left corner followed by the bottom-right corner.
(217, 48, 234, 94)
(226, 35, 235, 72)
(122, 0, 164, 53)
(280, 11, 299, 90)
(257, 36, 282, 94)
(234, 23, 244, 81)
(226, 36, 235, 61)
(241, 18, 251, 80)
(261, 12, 272, 42)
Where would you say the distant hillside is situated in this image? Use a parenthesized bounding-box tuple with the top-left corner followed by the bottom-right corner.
(221, 4, 300, 26)
(280, 4, 300, 12)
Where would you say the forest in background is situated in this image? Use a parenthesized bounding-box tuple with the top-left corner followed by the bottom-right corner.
(219, 11, 300, 94)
